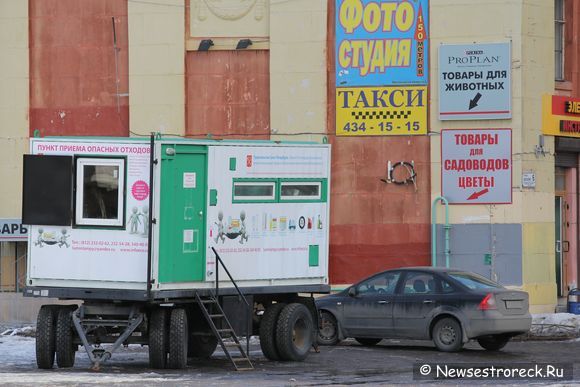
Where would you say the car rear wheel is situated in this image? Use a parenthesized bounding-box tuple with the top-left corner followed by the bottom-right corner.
(478, 335, 510, 351)
(432, 317, 463, 352)
(355, 338, 381, 346)
(317, 311, 339, 346)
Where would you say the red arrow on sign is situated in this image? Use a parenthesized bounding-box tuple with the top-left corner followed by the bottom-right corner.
(467, 188, 489, 200)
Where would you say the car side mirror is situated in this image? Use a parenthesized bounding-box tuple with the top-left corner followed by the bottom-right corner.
(348, 287, 357, 297)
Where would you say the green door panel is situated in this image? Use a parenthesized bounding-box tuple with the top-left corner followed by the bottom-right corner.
(159, 145, 207, 283)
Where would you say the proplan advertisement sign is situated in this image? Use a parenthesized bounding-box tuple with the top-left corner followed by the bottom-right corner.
(336, 85, 427, 136)
(335, 0, 429, 87)
(441, 129, 512, 204)
(439, 42, 511, 120)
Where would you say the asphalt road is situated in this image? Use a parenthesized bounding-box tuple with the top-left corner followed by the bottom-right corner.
(0, 336, 578, 385)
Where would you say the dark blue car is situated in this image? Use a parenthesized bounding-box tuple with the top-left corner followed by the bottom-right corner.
(316, 267, 531, 352)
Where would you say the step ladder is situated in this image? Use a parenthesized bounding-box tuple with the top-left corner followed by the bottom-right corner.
(194, 292, 254, 371)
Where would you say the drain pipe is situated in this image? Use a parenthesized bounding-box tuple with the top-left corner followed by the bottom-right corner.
(431, 196, 451, 268)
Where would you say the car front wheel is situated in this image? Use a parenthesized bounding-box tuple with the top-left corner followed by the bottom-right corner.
(317, 311, 339, 346)
(478, 335, 510, 351)
(432, 317, 463, 352)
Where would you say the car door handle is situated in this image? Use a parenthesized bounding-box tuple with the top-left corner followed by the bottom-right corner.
(423, 300, 434, 304)
(377, 300, 390, 304)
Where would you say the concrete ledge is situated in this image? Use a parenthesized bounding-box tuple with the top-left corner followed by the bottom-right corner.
(0, 293, 78, 325)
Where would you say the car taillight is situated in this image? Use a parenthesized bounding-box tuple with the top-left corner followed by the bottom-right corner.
(478, 293, 497, 310)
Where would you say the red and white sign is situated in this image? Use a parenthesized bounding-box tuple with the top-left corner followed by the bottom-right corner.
(441, 129, 512, 204)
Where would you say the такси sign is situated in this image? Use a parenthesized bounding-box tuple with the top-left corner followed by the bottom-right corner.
(335, 0, 429, 87)
(441, 129, 512, 204)
(439, 42, 511, 120)
(336, 85, 427, 136)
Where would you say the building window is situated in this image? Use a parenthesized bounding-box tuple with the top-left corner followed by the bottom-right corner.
(75, 158, 126, 227)
(555, 0, 565, 81)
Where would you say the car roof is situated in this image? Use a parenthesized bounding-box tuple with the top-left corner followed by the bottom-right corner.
(379, 266, 468, 274)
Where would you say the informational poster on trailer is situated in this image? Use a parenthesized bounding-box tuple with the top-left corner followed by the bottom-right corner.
(336, 85, 427, 136)
(335, 0, 429, 87)
(439, 42, 511, 120)
(28, 140, 151, 283)
(205, 145, 330, 282)
(441, 129, 512, 204)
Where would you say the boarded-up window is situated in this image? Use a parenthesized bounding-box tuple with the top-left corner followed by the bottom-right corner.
(186, 50, 270, 139)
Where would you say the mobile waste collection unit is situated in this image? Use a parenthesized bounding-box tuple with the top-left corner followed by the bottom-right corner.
(22, 135, 331, 370)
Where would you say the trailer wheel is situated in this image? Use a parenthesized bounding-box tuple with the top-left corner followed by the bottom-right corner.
(149, 308, 168, 369)
(36, 305, 58, 369)
(188, 334, 218, 358)
(55, 308, 76, 368)
(168, 308, 188, 369)
(259, 302, 286, 361)
(275, 303, 314, 362)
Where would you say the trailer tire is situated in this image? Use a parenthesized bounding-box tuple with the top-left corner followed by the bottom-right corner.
(188, 334, 218, 358)
(36, 305, 58, 369)
(168, 308, 188, 369)
(149, 308, 168, 369)
(259, 302, 286, 361)
(275, 303, 314, 362)
(56, 308, 76, 368)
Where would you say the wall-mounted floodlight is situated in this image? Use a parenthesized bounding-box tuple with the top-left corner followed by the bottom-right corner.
(236, 39, 253, 49)
(198, 39, 214, 51)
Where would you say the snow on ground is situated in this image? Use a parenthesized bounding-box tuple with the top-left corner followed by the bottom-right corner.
(1, 326, 35, 337)
(531, 313, 580, 339)
(0, 314, 579, 384)
(0, 330, 266, 385)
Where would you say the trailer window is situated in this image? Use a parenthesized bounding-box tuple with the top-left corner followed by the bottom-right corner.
(75, 158, 125, 227)
(233, 181, 276, 202)
(280, 182, 321, 200)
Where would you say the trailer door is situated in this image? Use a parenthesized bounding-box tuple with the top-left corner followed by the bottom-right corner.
(158, 145, 207, 283)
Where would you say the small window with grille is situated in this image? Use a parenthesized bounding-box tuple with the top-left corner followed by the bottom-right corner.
(555, 0, 565, 81)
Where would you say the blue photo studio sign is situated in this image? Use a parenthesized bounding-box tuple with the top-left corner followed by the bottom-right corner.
(335, 0, 429, 87)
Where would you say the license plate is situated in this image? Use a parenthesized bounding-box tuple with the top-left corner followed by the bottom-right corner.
(505, 300, 523, 309)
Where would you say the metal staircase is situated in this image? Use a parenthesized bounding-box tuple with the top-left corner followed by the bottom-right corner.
(195, 291, 253, 371)
(193, 247, 254, 371)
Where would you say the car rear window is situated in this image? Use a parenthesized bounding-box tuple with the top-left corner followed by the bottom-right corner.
(448, 272, 502, 290)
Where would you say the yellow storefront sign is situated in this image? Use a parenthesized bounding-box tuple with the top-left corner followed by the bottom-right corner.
(336, 86, 427, 136)
(542, 94, 580, 138)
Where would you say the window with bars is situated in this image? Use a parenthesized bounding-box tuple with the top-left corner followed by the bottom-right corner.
(555, 0, 565, 81)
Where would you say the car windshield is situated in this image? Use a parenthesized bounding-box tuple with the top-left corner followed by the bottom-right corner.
(448, 272, 502, 290)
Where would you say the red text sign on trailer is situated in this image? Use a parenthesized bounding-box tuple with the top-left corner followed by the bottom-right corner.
(441, 129, 512, 204)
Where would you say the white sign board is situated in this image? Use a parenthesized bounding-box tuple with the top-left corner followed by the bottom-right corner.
(522, 171, 536, 188)
(206, 145, 330, 282)
(441, 129, 512, 204)
(29, 140, 151, 285)
(0, 219, 28, 241)
(439, 42, 511, 120)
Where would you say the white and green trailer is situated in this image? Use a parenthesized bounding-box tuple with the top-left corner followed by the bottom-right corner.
(22, 135, 331, 370)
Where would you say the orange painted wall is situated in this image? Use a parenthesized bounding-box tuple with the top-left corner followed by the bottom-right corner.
(326, 0, 430, 284)
(29, 0, 129, 136)
(186, 50, 270, 139)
